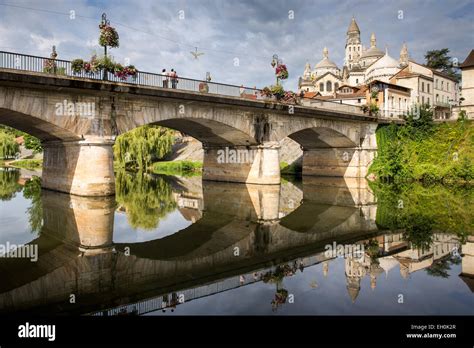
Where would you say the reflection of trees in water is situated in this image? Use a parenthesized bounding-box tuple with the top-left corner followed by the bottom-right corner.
(22, 176, 43, 235)
(426, 254, 461, 278)
(254, 224, 272, 254)
(115, 171, 177, 230)
(372, 182, 473, 243)
(0, 169, 21, 200)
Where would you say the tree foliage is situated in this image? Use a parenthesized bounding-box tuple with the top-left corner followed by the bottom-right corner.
(115, 171, 177, 230)
(369, 107, 473, 183)
(114, 125, 175, 170)
(424, 48, 461, 82)
(0, 130, 19, 159)
(23, 176, 43, 234)
(0, 169, 22, 200)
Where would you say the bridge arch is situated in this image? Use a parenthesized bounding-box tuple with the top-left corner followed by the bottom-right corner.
(0, 108, 81, 142)
(115, 101, 260, 146)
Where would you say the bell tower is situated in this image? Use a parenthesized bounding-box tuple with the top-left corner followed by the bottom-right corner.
(345, 17, 362, 70)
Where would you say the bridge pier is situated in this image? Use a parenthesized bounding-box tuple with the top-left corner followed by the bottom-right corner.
(42, 137, 115, 196)
(302, 147, 376, 178)
(202, 142, 280, 184)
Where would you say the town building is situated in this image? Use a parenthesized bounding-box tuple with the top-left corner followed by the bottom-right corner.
(298, 17, 460, 119)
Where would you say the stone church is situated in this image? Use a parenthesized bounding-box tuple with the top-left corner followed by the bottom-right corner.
(298, 17, 410, 96)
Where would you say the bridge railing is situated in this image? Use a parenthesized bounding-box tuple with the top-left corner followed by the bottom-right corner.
(0, 50, 260, 97)
(0, 50, 365, 114)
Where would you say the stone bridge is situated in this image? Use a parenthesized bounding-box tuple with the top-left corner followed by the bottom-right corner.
(0, 69, 379, 196)
(0, 176, 380, 314)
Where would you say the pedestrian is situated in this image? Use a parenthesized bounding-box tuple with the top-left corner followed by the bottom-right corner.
(162, 69, 168, 88)
(167, 69, 173, 88)
(171, 69, 178, 89)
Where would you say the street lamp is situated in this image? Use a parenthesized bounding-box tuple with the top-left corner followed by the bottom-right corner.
(271, 54, 284, 85)
(101, 13, 110, 58)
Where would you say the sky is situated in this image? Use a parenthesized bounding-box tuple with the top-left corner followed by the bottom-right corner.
(0, 0, 473, 90)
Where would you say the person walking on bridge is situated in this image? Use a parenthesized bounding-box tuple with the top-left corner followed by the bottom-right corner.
(162, 69, 169, 88)
(171, 69, 178, 89)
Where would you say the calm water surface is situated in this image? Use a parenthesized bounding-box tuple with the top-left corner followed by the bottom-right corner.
(0, 167, 472, 315)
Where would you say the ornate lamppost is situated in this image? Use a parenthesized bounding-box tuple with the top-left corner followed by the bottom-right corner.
(271, 54, 281, 85)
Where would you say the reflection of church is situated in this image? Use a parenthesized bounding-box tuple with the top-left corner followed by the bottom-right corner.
(342, 232, 466, 302)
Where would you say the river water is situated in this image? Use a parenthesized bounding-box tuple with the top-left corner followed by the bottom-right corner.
(0, 167, 472, 315)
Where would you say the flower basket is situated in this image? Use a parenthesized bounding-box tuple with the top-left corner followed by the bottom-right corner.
(99, 24, 120, 48)
(276, 64, 289, 80)
(199, 82, 209, 93)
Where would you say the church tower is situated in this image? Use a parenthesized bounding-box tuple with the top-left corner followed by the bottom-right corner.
(345, 17, 362, 71)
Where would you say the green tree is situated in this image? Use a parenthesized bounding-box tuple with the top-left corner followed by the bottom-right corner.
(115, 171, 177, 230)
(23, 176, 43, 234)
(0, 130, 19, 159)
(114, 125, 174, 170)
(0, 169, 22, 200)
(424, 48, 460, 82)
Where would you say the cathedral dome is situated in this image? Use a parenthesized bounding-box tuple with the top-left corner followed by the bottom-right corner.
(315, 47, 338, 69)
(314, 47, 340, 76)
(360, 46, 384, 59)
(365, 50, 401, 83)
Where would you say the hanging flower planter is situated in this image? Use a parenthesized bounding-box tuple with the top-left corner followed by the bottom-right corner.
(99, 23, 120, 48)
(275, 64, 289, 80)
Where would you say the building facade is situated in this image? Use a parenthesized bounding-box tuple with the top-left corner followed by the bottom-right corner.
(298, 17, 460, 119)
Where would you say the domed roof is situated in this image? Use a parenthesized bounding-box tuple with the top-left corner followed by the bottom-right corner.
(360, 46, 384, 59)
(315, 47, 339, 70)
(367, 51, 400, 72)
(360, 33, 384, 59)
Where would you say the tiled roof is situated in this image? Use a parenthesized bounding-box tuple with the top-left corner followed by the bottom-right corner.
(460, 50, 474, 69)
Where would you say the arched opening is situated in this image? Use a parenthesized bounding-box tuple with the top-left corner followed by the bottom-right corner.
(0, 108, 81, 142)
(285, 127, 359, 177)
(326, 81, 332, 92)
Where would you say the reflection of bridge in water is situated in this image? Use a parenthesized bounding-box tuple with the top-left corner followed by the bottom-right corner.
(0, 176, 470, 315)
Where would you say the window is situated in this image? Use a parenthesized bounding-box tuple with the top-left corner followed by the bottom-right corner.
(326, 81, 332, 92)
(427, 84, 430, 93)
(349, 54, 351, 60)
(356, 78, 359, 84)
(436, 94, 439, 102)
(358, 98, 361, 103)
(422, 96, 425, 104)
(421, 82, 425, 92)
(335, 83, 339, 90)
(435, 79, 438, 89)
(427, 97, 430, 105)
(306, 88, 309, 92)
(399, 98, 401, 109)
(319, 83, 324, 92)
(441, 81, 444, 90)
(349, 47, 351, 51)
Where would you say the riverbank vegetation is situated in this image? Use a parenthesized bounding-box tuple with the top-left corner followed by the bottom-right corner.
(372, 181, 473, 246)
(151, 160, 202, 176)
(369, 107, 473, 184)
(8, 159, 42, 170)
